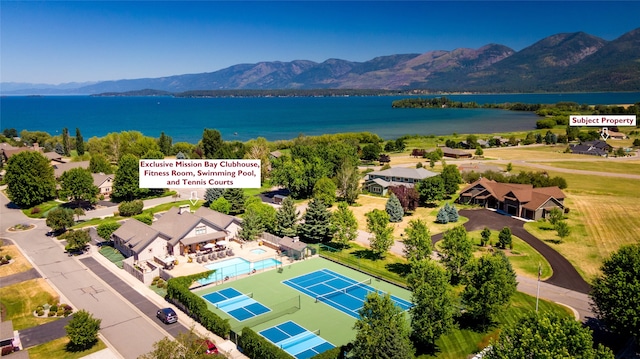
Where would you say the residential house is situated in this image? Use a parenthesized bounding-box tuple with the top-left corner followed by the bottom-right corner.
(599, 129, 627, 140)
(428, 147, 473, 159)
(364, 167, 438, 195)
(93, 173, 114, 198)
(570, 140, 612, 157)
(0, 142, 62, 165)
(52, 161, 90, 178)
(457, 178, 565, 220)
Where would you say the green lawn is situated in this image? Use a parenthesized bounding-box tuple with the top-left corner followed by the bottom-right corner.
(423, 291, 573, 359)
(0, 279, 61, 330)
(99, 246, 125, 269)
(28, 337, 107, 359)
(22, 200, 61, 218)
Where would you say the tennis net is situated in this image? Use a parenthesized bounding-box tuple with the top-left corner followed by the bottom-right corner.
(315, 278, 372, 303)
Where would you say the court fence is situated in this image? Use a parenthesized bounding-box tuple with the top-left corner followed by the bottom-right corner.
(230, 294, 302, 341)
(317, 244, 408, 289)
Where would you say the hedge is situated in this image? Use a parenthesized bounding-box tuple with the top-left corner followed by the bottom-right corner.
(118, 200, 144, 216)
(238, 327, 290, 359)
(166, 274, 231, 338)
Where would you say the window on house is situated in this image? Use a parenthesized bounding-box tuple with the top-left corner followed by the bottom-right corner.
(195, 226, 206, 235)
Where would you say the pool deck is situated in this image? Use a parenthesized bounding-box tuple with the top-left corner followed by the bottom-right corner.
(167, 239, 290, 281)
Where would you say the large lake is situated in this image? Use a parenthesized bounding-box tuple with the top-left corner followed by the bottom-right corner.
(2, 92, 638, 143)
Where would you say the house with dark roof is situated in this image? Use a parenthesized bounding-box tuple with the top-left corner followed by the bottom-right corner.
(112, 205, 242, 262)
(569, 140, 611, 157)
(364, 167, 438, 195)
(457, 178, 565, 220)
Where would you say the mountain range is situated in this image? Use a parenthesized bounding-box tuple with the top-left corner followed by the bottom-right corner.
(3, 28, 639, 95)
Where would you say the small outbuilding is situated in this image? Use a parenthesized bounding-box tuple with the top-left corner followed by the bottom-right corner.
(279, 236, 312, 260)
(273, 194, 287, 205)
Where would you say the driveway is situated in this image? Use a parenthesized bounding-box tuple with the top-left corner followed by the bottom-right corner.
(431, 209, 591, 294)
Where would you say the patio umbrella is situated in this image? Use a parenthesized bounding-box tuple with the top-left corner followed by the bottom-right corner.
(216, 240, 228, 246)
(203, 243, 215, 249)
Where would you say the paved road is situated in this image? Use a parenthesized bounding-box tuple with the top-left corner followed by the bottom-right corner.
(0, 192, 169, 358)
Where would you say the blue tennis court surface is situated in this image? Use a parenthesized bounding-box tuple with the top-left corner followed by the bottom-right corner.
(202, 287, 270, 321)
(282, 269, 412, 318)
(260, 321, 334, 359)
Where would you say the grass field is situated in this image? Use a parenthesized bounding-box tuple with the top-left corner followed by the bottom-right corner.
(534, 159, 640, 175)
(0, 279, 60, 330)
(98, 246, 125, 269)
(193, 257, 413, 350)
(27, 337, 107, 359)
(0, 244, 33, 277)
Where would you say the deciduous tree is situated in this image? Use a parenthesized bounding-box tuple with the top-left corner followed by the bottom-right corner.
(46, 207, 75, 233)
(462, 251, 517, 325)
(547, 207, 564, 226)
(407, 260, 455, 349)
(65, 310, 101, 351)
(97, 222, 121, 241)
(330, 202, 358, 246)
(591, 244, 640, 340)
(335, 161, 360, 204)
(366, 209, 394, 258)
(59, 168, 99, 204)
(416, 176, 445, 205)
(403, 219, 432, 262)
(209, 197, 231, 214)
(89, 153, 113, 174)
(389, 185, 419, 213)
(555, 220, 571, 242)
(113, 154, 145, 200)
(65, 230, 91, 252)
(486, 312, 614, 359)
(5, 151, 56, 208)
(498, 226, 512, 249)
(439, 225, 473, 284)
(351, 292, 415, 359)
(313, 177, 337, 207)
(440, 165, 462, 196)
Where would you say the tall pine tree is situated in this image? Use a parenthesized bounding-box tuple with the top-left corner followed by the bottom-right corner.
(299, 198, 332, 243)
(62, 127, 71, 156)
(275, 197, 299, 237)
(75, 128, 85, 155)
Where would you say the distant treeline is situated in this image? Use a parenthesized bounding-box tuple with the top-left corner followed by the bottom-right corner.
(92, 89, 406, 98)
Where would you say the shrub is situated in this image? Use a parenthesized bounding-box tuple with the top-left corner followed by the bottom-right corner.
(50, 304, 58, 312)
(238, 327, 290, 359)
(133, 212, 153, 225)
(37, 310, 44, 316)
(4, 255, 11, 261)
(156, 281, 165, 288)
(118, 200, 144, 217)
(96, 222, 121, 240)
(31, 207, 41, 214)
(48, 311, 56, 317)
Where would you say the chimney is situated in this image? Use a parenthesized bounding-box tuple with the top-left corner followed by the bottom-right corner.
(178, 204, 190, 214)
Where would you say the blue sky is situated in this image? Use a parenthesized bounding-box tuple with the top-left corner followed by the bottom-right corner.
(1, 1, 638, 84)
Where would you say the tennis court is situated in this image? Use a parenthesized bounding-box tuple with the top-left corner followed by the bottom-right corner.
(202, 287, 270, 321)
(259, 321, 334, 359)
(282, 268, 412, 318)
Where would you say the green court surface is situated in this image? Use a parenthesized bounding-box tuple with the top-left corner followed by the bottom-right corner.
(193, 257, 412, 348)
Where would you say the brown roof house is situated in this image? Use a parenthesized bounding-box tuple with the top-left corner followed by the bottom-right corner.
(364, 167, 438, 195)
(457, 178, 565, 220)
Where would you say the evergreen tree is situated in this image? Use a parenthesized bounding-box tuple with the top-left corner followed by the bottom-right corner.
(201, 128, 227, 159)
(366, 209, 394, 258)
(75, 128, 85, 155)
(440, 225, 473, 284)
(299, 198, 332, 243)
(222, 188, 246, 215)
(351, 292, 415, 359)
(55, 143, 65, 155)
(446, 202, 459, 222)
(436, 206, 449, 224)
(385, 193, 404, 222)
(204, 188, 224, 206)
(62, 127, 71, 156)
(407, 260, 455, 349)
(157, 131, 173, 156)
(238, 210, 264, 241)
(5, 151, 56, 208)
(498, 227, 512, 249)
(462, 251, 517, 325)
(402, 219, 432, 262)
(275, 197, 300, 238)
(330, 202, 358, 246)
(480, 227, 491, 246)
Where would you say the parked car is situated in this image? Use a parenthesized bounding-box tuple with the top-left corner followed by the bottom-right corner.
(156, 308, 177, 324)
(199, 339, 219, 355)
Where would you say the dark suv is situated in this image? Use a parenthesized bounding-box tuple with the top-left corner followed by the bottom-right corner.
(156, 308, 177, 324)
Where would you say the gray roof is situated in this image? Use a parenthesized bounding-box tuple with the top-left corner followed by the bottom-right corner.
(366, 167, 438, 181)
(112, 219, 169, 254)
(52, 160, 90, 178)
(194, 207, 242, 229)
(92, 173, 113, 187)
(279, 236, 308, 251)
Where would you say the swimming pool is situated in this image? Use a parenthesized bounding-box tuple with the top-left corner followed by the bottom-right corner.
(251, 248, 267, 255)
(199, 257, 281, 285)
